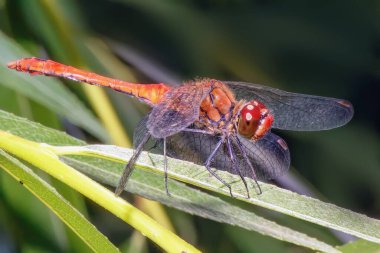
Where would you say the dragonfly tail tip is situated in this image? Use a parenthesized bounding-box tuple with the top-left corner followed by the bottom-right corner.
(7, 60, 18, 70)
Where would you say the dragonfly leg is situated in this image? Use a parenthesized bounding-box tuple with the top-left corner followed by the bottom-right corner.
(204, 136, 233, 197)
(182, 128, 214, 135)
(115, 132, 151, 196)
(146, 139, 159, 152)
(163, 137, 171, 196)
(226, 138, 250, 199)
(233, 136, 262, 195)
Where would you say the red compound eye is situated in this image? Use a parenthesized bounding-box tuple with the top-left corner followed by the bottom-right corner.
(238, 100, 273, 140)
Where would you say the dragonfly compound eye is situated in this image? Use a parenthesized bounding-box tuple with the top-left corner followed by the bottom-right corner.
(238, 100, 274, 140)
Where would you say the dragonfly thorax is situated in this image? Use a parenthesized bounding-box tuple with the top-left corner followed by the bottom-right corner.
(195, 80, 237, 133)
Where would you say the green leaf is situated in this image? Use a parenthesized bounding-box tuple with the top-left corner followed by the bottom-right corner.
(64, 156, 338, 253)
(52, 144, 380, 245)
(0, 109, 341, 252)
(0, 31, 109, 142)
(0, 127, 199, 253)
(0, 149, 120, 253)
(0, 108, 81, 146)
(338, 239, 380, 253)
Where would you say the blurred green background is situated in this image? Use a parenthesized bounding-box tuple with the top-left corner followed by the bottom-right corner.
(0, 0, 379, 252)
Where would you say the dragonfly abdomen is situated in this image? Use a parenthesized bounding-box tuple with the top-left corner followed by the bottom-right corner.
(7, 57, 171, 105)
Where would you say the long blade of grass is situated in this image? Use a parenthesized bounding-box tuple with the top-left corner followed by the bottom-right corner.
(63, 156, 339, 253)
(0, 130, 200, 253)
(0, 149, 120, 253)
(51, 144, 380, 245)
(338, 239, 380, 253)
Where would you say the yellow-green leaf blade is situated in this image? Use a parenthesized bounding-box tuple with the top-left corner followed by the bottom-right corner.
(338, 239, 380, 253)
(56, 144, 380, 245)
(0, 149, 119, 253)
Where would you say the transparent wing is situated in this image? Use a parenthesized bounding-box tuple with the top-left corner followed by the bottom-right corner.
(235, 133, 290, 179)
(164, 129, 290, 180)
(133, 116, 150, 147)
(147, 83, 210, 138)
(225, 81, 354, 131)
(134, 117, 290, 180)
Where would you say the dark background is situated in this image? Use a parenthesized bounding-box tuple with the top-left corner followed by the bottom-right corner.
(0, 1, 379, 252)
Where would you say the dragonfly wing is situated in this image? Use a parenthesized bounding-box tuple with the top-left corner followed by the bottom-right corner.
(133, 116, 150, 148)
(236, 132, 290, 179)
(163, 129, 290, 180)
(147, 83, 211, 138)
(225, 81, 354, 131)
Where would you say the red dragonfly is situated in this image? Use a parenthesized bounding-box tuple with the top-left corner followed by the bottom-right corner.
(8, 57, 354, 197)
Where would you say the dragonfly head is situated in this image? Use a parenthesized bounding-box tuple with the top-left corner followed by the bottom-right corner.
(237, 100, 273, 140)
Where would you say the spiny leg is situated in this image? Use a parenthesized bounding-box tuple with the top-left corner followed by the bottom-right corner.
(233, 136, 262, 195)
(163, 137, 171, 196)
(146, 139, 159, 152)
(115, 132, 151, 196)
(226, 137, 250, 199)
(204, 136, 233, 197)
(182, 128, 214, 135)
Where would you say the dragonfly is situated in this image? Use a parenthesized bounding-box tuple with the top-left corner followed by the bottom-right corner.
(8, 57, 354, 197)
